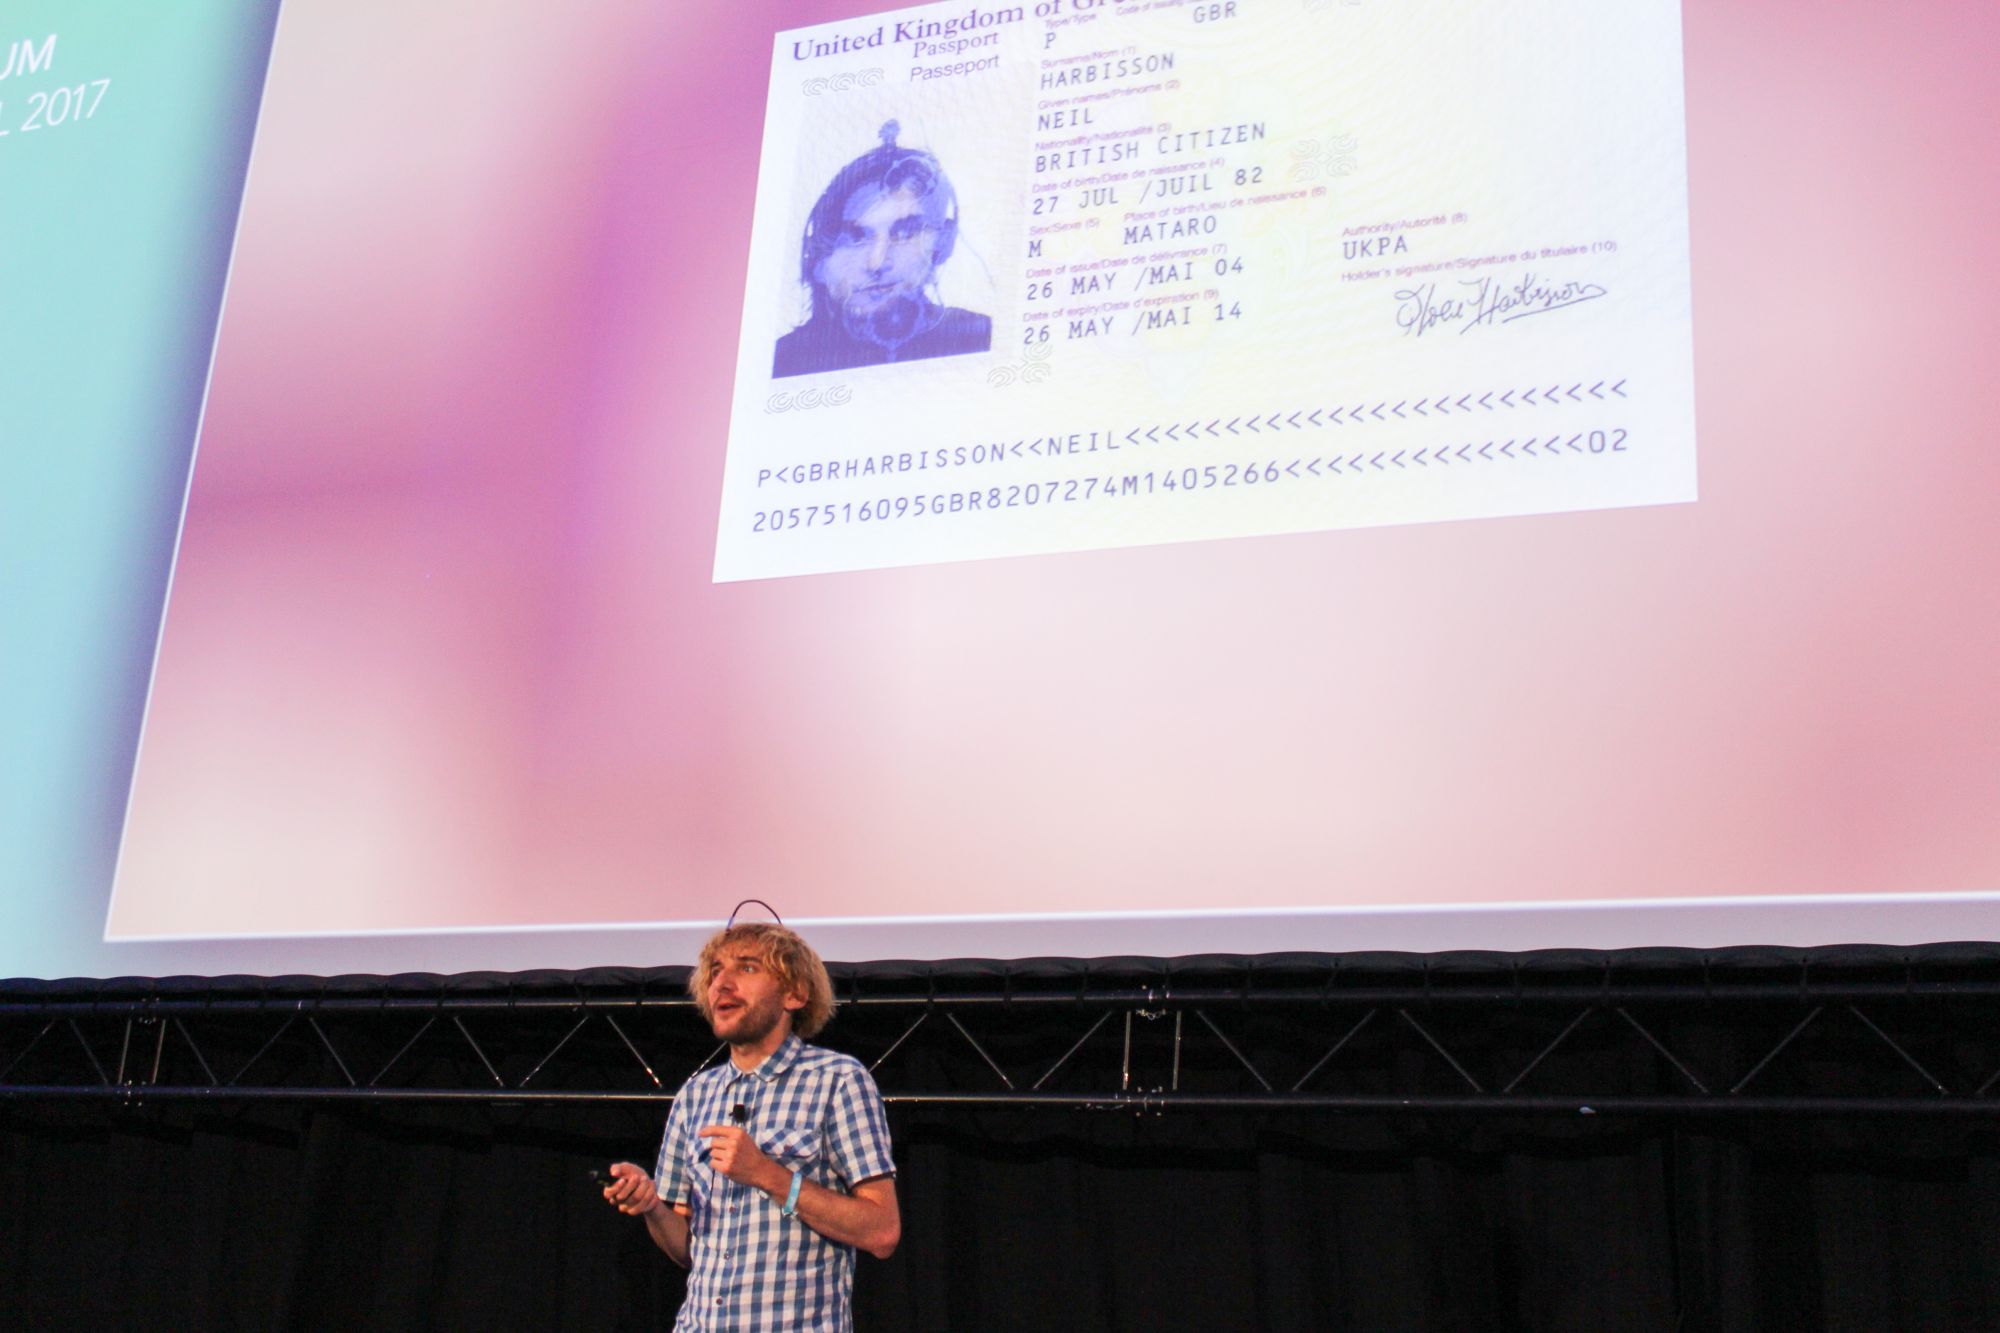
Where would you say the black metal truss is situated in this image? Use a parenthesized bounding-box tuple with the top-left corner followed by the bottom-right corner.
(9, 952, 2000, 1114)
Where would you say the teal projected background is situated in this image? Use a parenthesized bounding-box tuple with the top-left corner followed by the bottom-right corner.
(0, 2, 280, 977)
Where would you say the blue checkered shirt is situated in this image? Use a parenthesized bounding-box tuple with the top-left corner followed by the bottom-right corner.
(654, 1034, 896, 1332)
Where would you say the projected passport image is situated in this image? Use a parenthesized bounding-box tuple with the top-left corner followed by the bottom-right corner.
(711, 0, 1696, 583)
(75, 0, 2000, 974)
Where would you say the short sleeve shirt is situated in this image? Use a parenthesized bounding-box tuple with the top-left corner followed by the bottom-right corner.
(655, 1035, 896, 1333)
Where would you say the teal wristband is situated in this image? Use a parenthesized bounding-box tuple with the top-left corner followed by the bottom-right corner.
(781, 1169, 803, 1218)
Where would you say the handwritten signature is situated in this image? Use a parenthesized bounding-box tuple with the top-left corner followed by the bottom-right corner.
(1395, 272, 1608, 338)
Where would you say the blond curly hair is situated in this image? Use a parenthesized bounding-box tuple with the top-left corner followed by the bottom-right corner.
(688, 922, 837, 1038)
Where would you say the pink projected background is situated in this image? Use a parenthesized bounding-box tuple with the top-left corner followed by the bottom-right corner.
(110, 0, 2000, 955)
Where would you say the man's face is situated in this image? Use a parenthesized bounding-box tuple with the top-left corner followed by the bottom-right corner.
(705, 946, 804, 1047)
(815, 184, 944, 321)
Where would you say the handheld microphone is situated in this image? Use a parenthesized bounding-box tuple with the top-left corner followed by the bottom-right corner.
(731, 1103, 749, 1126)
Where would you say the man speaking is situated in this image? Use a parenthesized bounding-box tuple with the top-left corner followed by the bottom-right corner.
(603, 922, 899, 1331)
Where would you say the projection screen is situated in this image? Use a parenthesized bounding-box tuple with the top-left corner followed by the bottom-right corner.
(5, 0, 1999, 978)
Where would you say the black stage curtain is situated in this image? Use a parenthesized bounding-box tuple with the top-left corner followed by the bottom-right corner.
(11, 950, 2000, 1330)
(8, 1092, 2000, 1329)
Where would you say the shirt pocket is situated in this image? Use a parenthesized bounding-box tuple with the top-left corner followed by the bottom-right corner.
(760, 1125, 820, 1168)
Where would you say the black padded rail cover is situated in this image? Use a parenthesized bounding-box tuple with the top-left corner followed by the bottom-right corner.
(7, 942, 2000, 1002)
